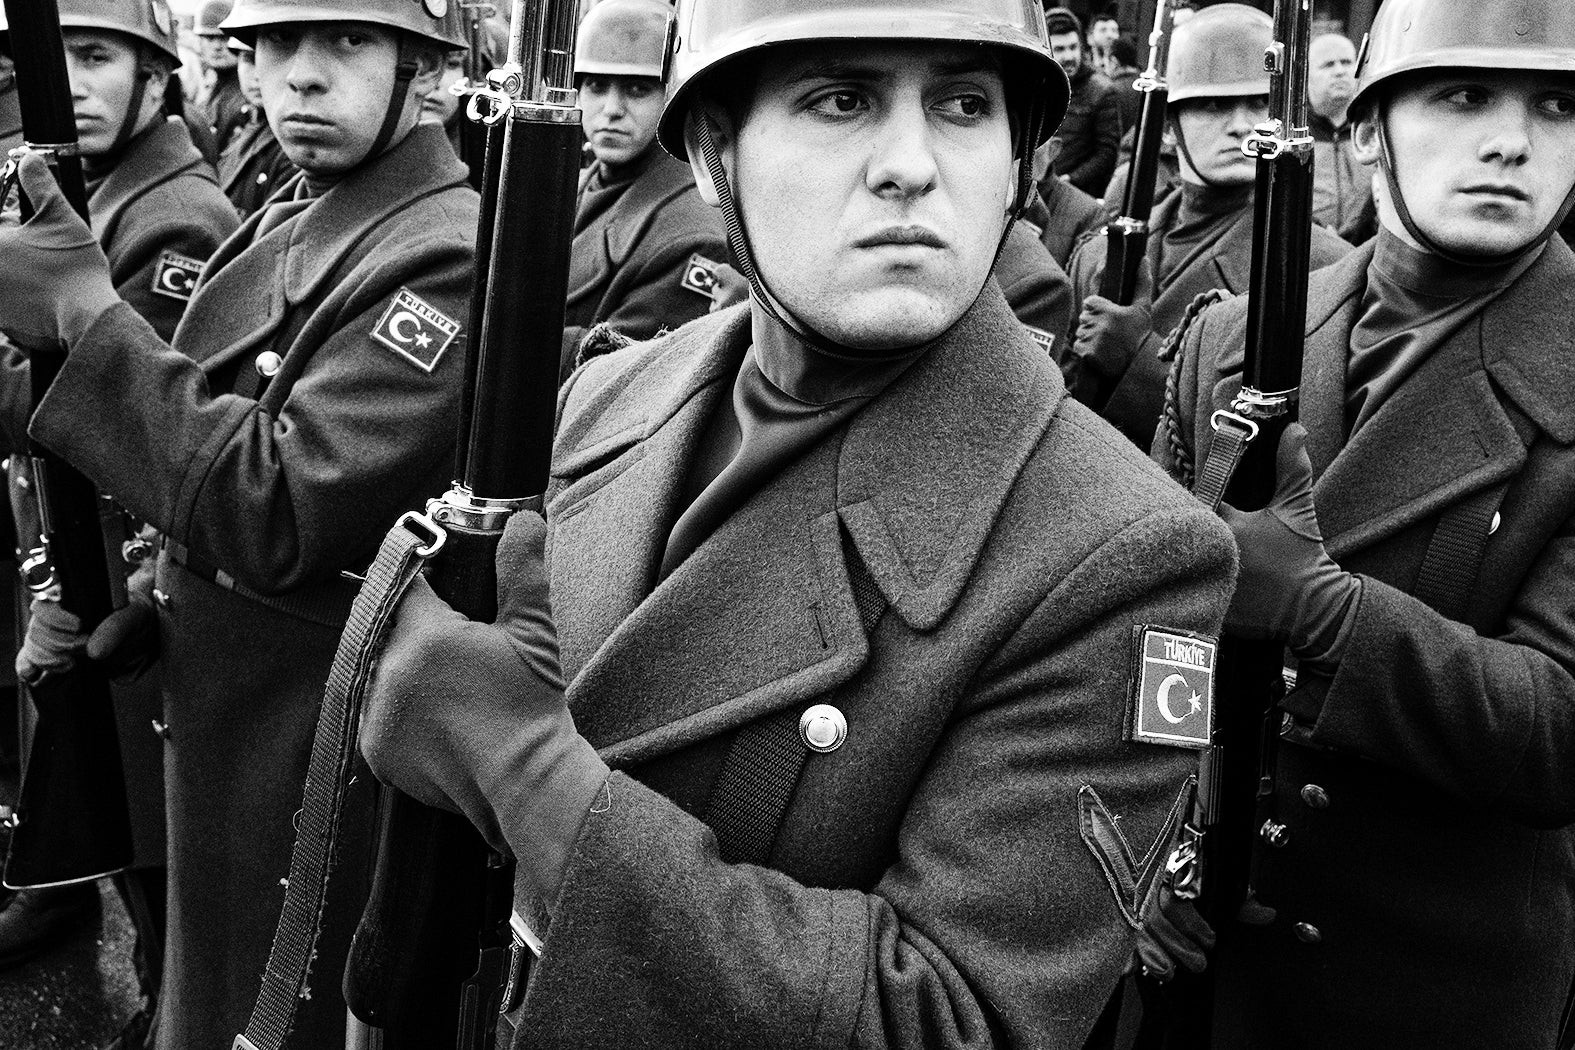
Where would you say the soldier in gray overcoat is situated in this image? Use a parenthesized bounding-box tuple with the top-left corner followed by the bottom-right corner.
(0, 1, 479, 1047)
(1066, 4, 1349, 448)
(1155, 0, 1575, 1044)
(358, 1, 1239, 1047)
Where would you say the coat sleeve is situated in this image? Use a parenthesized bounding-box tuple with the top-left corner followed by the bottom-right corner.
(27, 229, 469, 593)
(515, 503, 1236, 1049)
(1294, 520, 1575, 829)
(105, 177, 239, 342)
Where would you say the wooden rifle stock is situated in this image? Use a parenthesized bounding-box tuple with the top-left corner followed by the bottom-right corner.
(1151, 1, 1317, 1046)
(341, 2, 582, 1046)
(0, 0, 133, 891)
(1098, 0, 1175, 305)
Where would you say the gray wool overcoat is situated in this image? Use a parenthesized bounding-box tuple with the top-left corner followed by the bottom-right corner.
(1158, 236, 1575, 1047)
(511, 285, 1238, 1048)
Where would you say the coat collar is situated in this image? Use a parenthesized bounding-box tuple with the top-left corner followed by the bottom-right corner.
(548, 287, 1062, 763)
(176, 123, 467, 365)
(567, 151, 697, 301)
(89, 119, 210, 243)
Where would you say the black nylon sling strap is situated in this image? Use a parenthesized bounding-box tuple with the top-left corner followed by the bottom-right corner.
(705, 540, 887, 865)
(235, 516, 441, 1050)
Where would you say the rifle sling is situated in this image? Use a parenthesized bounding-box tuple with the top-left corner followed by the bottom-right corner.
(236, 519, 436, 1050)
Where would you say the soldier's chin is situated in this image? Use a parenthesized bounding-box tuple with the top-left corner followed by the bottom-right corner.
(1428, 209, 1548, 259)
(807, 292, 961, 353)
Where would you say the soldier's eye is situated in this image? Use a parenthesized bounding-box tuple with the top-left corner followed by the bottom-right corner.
(809, 91, 865, 117)
(1538, 93, 1575, 118)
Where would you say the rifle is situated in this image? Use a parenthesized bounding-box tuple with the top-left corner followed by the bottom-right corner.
(1157, 0, 1317, 1045)
(1098, 0, 1176, 304)
(342, 1, 582, 1046)
(0, 0, 133, 891)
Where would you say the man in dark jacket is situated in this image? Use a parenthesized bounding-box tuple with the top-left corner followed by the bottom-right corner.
(355, 1, 1238, 1047)
(561, 0, 728, 378)
(215, 36, 293, 216)
(1156, 1, 1575, 1045)
(1045, 7, 1121, 197)
(0, 1, 476, 1046)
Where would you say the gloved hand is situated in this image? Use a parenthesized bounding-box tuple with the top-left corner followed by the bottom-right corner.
(87, 557, 160, 680)
(360, 510, 610, 906)
(1073, 259, 1156, 385)
(1220, 424, 1362, 666)
(15, 598, 86, 686)
(1133, 880, 1216, 982)
(0, 151, 118, 348)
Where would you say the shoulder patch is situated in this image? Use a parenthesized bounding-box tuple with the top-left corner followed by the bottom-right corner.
(1125, 626, 1216, 749)
(151, 251, 204, 301)
(679, 253, 721, 300)
(1024, 325, 1056, 354)
(371, 288, 461, 373)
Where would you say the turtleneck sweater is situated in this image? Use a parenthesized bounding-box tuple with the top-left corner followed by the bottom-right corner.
(657, 304, 930, 580)
(1345, 229, 1540, 434)
(1153, 180, 1254, 290)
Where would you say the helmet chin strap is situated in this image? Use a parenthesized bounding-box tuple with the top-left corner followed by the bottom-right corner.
(1171, 115, 1232, 191)
(107, 56, 157, 157)
(693, 107, 1038, 361)
(364, 37, 420, 166)
(1377, 98, 1575, 268)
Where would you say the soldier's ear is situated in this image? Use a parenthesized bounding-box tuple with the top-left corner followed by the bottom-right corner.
(684, 100, 735, 209)
(1350, 110, 1382, 168)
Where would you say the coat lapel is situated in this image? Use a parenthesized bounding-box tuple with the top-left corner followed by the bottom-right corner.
(552, 288, 1061, 767)
(89, 119, 208, 245)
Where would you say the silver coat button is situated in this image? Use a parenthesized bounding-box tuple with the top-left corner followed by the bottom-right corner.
(798, 704, 847, 754)
(255, 350, 284, 378)
(1293, 922, 1323, 944)
(1300, 784, 1331, 809)
(1489, 511, 1502, 535)
(152, 588, 172, 610)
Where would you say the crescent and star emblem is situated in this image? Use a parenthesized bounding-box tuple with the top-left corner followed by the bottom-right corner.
(388, 311, 435, 349)
(1156, 673, 1204, 725)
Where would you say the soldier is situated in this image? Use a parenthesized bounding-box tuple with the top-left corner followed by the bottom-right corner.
(0, 0, 478, 1045)
(215, 36, 294, 216)
(1065, 3, 1350, 447)
(193, 0, 245, 151)
(0, 6, 235, 1042)
(1025, 133, 1107, 268)
(561, 0, 728, 378)
(357, 0, 1237, 1046)
(1156, 0, 1575, 1045)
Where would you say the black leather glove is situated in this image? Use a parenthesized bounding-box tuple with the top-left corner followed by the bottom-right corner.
(87, 558, 160, 680)
(15, 598, 85, 686)
(1073, 258, 1157, 384)
(1220, 424, 1362, 666)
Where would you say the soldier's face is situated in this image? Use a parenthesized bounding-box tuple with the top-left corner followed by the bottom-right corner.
(580, 75, 665, 167)
(1174, 95, 1267, 187)
(199, 34, 237, 71)
(422, 50, 466, 127)
(1357, 71, 1575, 257)
(64, 30, 161, 157)
(705, 41, 1015, 351)
(256, 22, 436, 174)
(237, 51, 263, 107)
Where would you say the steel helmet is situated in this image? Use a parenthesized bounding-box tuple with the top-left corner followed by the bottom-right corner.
(657, 0, 1070, 161)
(1352, 0, 1575, 116)
(576, 0, 670, 80)
(1165, 2, 1272, 104)
(195, 0, 233, 37)
(53, 0, 182, 63)
(221, 0, 467, 50)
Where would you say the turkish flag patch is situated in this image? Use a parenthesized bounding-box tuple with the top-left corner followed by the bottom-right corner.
(1126, 626, 1216, 749)
(151, 251, 203, 301)
(370, 288, 461, 372)
(680, 253, 721, 299)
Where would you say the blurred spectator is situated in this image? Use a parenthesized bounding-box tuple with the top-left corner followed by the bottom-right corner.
(1308, 32, 1372, 239)
(1107, 36, 1143, 132)
(1044, 7, 1121, 197)
(1087, 11, 1121, 74)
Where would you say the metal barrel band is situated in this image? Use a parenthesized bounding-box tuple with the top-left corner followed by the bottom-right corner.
(235, 518, 444, 1050)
